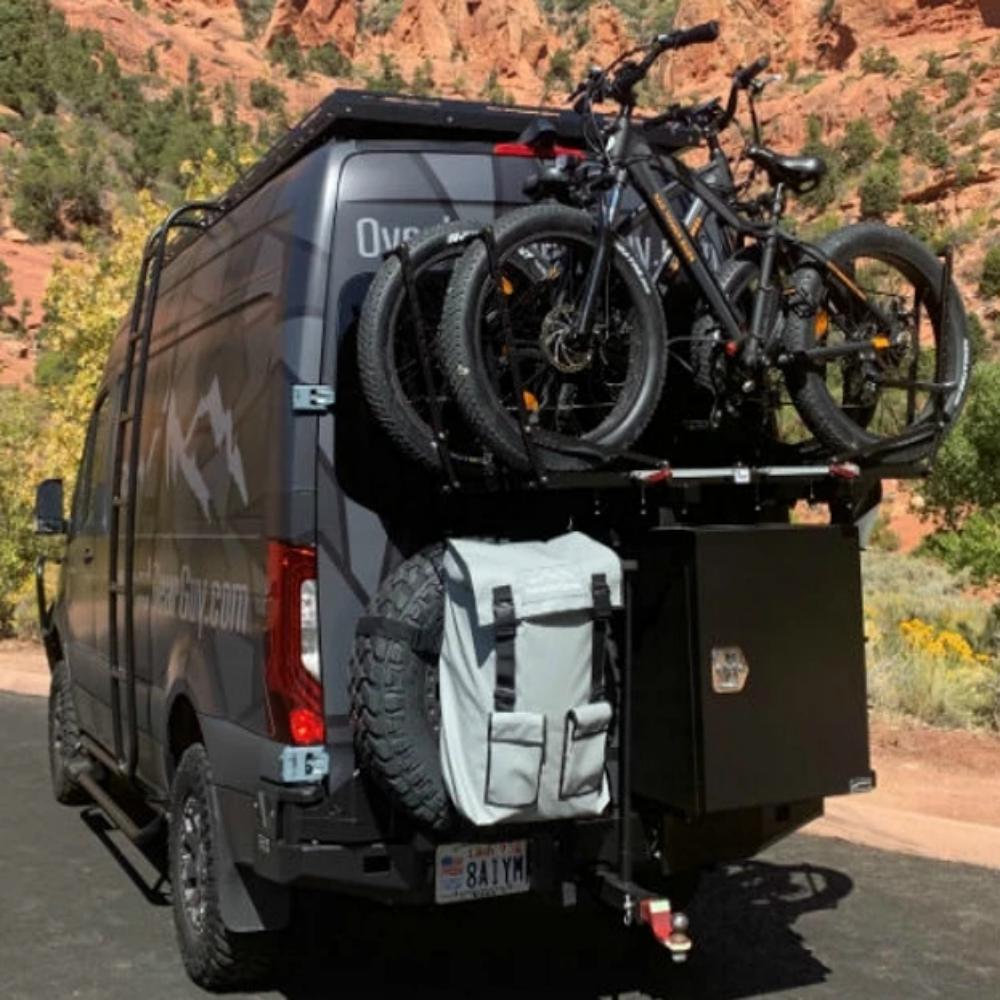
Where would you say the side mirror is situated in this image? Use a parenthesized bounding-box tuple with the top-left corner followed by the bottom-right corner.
(35, 479, 66, 535)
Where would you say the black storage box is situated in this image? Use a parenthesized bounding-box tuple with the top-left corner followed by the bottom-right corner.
(631, 524, 873, 816)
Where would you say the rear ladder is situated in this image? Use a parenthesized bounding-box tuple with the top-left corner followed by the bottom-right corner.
(107, 201, 220, 776)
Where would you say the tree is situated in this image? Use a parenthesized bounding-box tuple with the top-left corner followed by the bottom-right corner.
(0, 388, 43, 634)
(920, 362, 1000, 581)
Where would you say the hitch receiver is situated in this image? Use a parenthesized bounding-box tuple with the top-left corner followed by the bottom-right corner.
(594, 870, 693, 962)
(638, 898, 692, 962)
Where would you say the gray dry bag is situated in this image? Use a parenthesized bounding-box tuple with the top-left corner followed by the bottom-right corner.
(439, 532, 622, 826)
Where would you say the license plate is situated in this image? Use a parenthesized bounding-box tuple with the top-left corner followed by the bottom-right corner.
(434, 839, 529, 904)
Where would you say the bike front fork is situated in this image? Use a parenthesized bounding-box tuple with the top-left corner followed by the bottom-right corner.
(743, 183, 785, 372)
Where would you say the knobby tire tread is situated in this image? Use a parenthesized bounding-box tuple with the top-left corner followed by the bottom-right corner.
(349, 545, 452, 832)
(437, 204, 668, 472)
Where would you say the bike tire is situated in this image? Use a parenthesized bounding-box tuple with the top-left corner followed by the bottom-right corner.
(784, 223, 971, 466)
(357, 220, 486, 472)
(437, 204, 668, 473)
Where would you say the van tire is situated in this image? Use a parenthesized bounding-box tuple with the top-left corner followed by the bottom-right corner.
(169, 744, 279, 991)
(48, 662, 88, 805)
(350, 545, 452, 831)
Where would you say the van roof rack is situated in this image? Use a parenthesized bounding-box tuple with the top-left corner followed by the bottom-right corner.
(218, 89, 580, 220)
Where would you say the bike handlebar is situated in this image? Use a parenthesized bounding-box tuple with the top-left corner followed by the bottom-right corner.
(656, 20, 720, 51)
(733, 55, 770, 90)
(715, 55, 771, 131)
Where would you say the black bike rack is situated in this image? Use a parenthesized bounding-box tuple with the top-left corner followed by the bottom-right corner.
(388, 224, 942, 521)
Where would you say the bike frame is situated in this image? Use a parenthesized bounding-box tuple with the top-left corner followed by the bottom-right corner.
(574, 110, 894, 362)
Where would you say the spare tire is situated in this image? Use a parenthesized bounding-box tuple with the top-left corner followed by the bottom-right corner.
(348, 544, 453, 831)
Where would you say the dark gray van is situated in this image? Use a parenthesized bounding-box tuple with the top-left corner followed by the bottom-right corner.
(35, 91, 876, 990)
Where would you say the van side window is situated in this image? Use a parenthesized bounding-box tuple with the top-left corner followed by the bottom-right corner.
(72, 394, 113, 535)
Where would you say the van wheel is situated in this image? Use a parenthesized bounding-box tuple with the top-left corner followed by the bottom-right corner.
(350, 544, 453, 831)
(169, 745, 279, 991)
(48, 662, 88, 805)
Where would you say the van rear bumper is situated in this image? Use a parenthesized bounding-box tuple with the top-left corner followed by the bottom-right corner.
(218, 776, 621, 903)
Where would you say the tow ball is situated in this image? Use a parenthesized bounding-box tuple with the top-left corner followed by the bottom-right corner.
(637, 898, 692, 962)
(595, 871, 694, 961)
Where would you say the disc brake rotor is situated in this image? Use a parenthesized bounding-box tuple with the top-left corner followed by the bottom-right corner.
(540, 305, 594, 374)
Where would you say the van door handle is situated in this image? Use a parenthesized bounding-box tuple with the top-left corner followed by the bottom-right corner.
(82, 547, 94, 565)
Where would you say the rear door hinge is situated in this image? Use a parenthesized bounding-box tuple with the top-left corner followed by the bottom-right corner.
(292, 383, 336, 413)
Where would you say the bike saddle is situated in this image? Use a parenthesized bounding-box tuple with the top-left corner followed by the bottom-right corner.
(747, 145, 826, 192)
(517, 117, 558, 151)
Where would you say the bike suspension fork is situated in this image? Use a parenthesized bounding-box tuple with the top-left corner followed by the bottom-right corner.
(572, 172, 627, 340)
(746, 182, 785, 368)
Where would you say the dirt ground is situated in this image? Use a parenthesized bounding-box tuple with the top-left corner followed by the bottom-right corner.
(3, 640, 999, 868)
(806, 716, 1000, 869)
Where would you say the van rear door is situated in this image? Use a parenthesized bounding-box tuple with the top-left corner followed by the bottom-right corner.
(316, 144, 533, 753)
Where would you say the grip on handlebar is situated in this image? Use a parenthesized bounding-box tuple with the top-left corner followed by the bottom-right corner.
(734, 55, 770, 88)
(663, 20, 720, 49)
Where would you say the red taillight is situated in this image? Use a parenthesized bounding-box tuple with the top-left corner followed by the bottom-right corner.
(289, 707, 325, 746)
(265, 541, 324, 746)
(492, 141, 586, 160)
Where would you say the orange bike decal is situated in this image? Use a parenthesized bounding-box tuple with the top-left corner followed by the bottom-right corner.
(652, 191, 697, 265)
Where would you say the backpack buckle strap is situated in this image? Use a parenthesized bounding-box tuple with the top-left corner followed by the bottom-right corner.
(590, 573, 612, 703)
(493, 584, 518, 712)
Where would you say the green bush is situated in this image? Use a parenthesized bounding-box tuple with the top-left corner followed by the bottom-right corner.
(890, 90, 932, 154)
(268, 33, 305, 80)
(358, 0, 404, 34)
(922, 511, 1000, 584)
(839, 118, 879, 172)
(918, 130, 950, 169)
(411, 59, 435, 97)
(545, 49, 573, 91)
(0, 261, 14, 312)
(797, 114, 840, 210)
(980, 245, 1000, 298)
(943, 71, 970, 108)
(967, 312, 987, 362)
(863, 550, 999, 730)
(606, 0, 677, 36)
(249, 78, 286, 112)
(481, 69, 514, 106)
(924, 51, 944, 79)
(365, 53, 406, 94)
(923, 361, 1000, 520)
(859, 158, 900, 217)
(955, 150, 980, 186)
(307, 43, 351, 78)
(235, 0, 277, 39)
(902, 203, 939, 244)
(860, 46, 899, 76)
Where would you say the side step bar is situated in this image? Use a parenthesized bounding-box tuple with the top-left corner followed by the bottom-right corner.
(74, 766, 164, 846)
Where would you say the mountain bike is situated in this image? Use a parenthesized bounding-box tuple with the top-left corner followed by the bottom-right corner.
(357, 75, 748, 474)
(436, 22, 971, 473)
